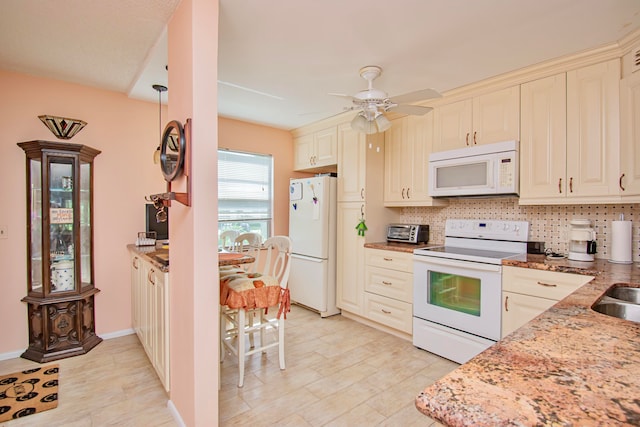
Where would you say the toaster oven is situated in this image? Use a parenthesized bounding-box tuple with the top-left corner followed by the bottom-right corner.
(386, 224, 429, 244)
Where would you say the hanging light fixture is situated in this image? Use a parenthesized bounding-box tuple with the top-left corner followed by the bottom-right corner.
(350, 102, 392, 134)
(152, 84, 168, 164)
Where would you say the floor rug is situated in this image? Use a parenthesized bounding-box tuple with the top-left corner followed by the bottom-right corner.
(0, 364, 59, 422)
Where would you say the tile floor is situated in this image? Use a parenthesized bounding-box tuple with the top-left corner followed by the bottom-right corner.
(219, 305, 458, 426)
(0, 305, 458, 426)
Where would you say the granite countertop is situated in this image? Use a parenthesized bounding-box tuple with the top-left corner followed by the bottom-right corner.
(127, 243, 169, 272)
(364, 241, 437, 253)
(416, 256, 640, 426)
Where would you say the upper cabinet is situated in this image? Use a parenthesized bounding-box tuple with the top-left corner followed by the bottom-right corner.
(337, 122, 366, 202)
(293, 126, 338, 171)
(433, 86, 520, 152)
(383, 113, 447, 206)
(520, 59, 621, 204)
(620, 70, 640, 199)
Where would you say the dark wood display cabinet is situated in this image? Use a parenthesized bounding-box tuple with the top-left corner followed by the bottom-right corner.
(18, 140, 102, 363)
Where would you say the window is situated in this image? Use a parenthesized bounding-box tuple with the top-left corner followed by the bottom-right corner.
(218, 149, 273, 243)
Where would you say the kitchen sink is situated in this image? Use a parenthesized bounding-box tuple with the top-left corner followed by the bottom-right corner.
(592, 284, 640, 323)
(592, 300, 640, 323)
(605, 285, 640, 304)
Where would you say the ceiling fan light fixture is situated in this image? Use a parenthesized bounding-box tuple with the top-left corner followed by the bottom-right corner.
(350, 113, 369, 133)
(375, 114, 391, 132)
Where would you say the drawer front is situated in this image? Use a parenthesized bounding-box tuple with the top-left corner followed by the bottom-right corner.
(365, 266, 413, 302)
(365, 249, 413, 273)
(502, 266, 594, 301)
(363, 292, 413, 334)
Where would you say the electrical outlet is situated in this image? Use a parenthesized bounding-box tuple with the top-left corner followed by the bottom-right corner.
(0, 225, 6, 239)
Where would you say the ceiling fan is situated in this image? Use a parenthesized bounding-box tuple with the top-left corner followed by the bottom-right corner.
(331, 65, 441, 134)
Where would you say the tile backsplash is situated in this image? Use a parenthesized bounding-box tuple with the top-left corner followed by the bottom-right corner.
(401, 198, 640, 262)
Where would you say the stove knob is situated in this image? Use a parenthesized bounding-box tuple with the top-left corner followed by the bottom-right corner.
(503, 223, 510, 231)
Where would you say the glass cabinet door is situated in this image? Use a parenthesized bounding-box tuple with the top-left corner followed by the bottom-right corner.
(49, 158, 76, 293)
(80, 161, 92, 286)
(29, 158, 43, 294)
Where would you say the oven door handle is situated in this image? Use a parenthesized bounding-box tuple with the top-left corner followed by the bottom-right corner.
(413, 256, 502, 273)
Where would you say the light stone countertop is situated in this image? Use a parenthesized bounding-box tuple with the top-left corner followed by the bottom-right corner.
(415, 256, 640, 426)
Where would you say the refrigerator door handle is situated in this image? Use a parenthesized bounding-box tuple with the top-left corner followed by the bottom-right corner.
(291, 254, 324, 262)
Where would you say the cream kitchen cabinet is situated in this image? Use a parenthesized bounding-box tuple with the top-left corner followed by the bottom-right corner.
(293, 126, 338, 171)
(519, 60, 621, 204)
(363, 249, 413, 334)
(620, 70, 640, 199)
(336, 132, 398, 319)
(336, 202, 366, 314)
(502, 266, 593, 338)
(433, 86, 520, 152)
(337, 122, 366, 202)
(383, 113, 447, 206)
(129, 250, 170, 392)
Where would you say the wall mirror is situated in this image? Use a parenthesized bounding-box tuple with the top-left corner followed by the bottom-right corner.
(160, 120, 186, 182)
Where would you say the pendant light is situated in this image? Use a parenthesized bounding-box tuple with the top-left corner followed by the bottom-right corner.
(152, 84, 168, 164)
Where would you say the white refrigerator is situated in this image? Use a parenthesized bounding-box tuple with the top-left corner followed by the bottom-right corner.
(288, 176, 340, 317)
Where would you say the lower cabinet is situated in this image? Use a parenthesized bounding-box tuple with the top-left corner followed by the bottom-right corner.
(501, 266, 594, 338)
(363, 249, 414, 335)
(130, 251, 170, 392)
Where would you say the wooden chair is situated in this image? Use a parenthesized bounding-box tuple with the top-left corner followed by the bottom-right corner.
(220, 236, 292, 387)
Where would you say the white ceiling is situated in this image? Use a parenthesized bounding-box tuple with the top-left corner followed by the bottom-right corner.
(1, 0, 639, 131)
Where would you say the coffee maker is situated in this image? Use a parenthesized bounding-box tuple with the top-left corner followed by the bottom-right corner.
(568, 218, 597, 262)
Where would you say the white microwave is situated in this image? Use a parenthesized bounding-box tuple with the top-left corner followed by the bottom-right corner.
(428, 140, 519, 197)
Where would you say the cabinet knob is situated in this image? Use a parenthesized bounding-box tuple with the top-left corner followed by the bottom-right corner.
(382, 281, 393, 286)
(569, 177, 573, 193)
(133, 257, 139, 269)
(620, 173, 626, 191)
(473, 131, 477, 145)
(401, 188, 405, 199)
(360, 188, 365, 200)
(407, 188, 410, 199)
(504, 295, 509, 312)
(381, 309, 391, 314)
(383, 257, 393, 261)
(558, 178, 562, 194)
(465, 133, 470, 146)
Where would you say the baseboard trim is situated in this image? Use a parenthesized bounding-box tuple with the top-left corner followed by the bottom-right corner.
(0, 350, 24, 362)
(167, 400, 186, 427)
(0, 329, 135, 361)
(100, 328, 135, 340)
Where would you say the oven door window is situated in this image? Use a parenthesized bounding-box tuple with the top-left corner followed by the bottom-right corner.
(428, 271, 481, 316)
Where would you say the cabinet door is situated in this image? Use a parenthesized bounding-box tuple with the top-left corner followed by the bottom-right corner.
(337, 123, 366, 202)
(433, 98, 472, 152)
(336, 202, 365, 314)
(153, 271, 170, 392)
(314, 126, 338, 167)
(383, 117, 407, 203)
(130, 253, 142, 335)
(502, 291, 556, 338)
(620, 71, 640, 197)
(406, 113, 433, 202)
(520, 73, 567, 200)
(293, 133, 314, 170)
(472, 86, 520, 145)
(566, 59, 620, 198)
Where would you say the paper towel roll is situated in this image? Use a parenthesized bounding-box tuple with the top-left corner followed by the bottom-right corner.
(609, 220, 633, 264)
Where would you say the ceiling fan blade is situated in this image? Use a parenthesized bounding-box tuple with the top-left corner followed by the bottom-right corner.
(391, 88, 441, 104)
(328, 92, 354, 100)
(390, 104, 433, 116)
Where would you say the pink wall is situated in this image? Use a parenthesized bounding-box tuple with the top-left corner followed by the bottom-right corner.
(167, 0, 222, 424)
(219, 116, 308, 236)
(0, 69, 166, 355)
